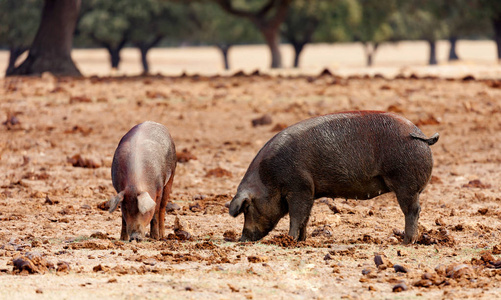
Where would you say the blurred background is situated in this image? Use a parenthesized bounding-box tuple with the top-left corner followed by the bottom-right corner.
(1, 0, 501, 77)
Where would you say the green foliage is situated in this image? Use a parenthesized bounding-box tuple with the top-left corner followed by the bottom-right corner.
(190, 2, 261, 46)
(391, 0, 490, 42)
(283, 0, 335, 43)
(78, 0, 193, 48)
(351, 0, 397, 43)
(443, 0, 491, 37)
(0, 0, 42, 48)
(315, 0, 361, 42)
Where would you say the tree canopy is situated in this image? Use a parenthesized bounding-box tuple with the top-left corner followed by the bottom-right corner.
(190, 1, 261, 69)
(0, 0, 42, 73)
(2, 0, 500, 76)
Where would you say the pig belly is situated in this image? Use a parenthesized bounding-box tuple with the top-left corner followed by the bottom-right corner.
(316, 175, 391, 200)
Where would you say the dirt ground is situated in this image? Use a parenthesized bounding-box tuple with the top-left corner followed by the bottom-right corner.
(1, 40, 500, 78)
(1, 65, 501, 299)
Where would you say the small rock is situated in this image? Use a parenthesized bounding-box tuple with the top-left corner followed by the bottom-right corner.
(393, 264, 408, 273)
(446, 264, 474, 279)
(435, 218, 445, 226)
(36, 289, 43, 294)
(44, 195, 58, 205)
(392, 283, 408, 292)
(189, 203, 203, 212)
(223, 230, 238, 242)
(480, 251, 494, 263)
(165, 202, 181, 214)
(478, 208, 489, 215)
(13, 256, 38, 274)
(361, 268, 373, 276)
(493, 245, 501, 255)
(414, 279, 433, 288)
(392, 229, 405, 238)
(251, 114, 272, 127)
(374, 255, 384, 268)
(387, 236, 399, 245)
(90, 232, 108, 240)
(2, 113, 20, 127)
(174, 230, 191, 241)
(205, 167, 232, 178)
(173, 216, 190, 232)
(56, 261, 70, 273)
(93, 264, 108, 272)
(67, 154, 101, 168)
(271, 123, 288, 132)
(176, 148, 197, 163)
(228, 284, 239, 292)
(142, 258, 157, 266)
(247, 256, 268, 263)
(463, 180, 491, 189)
(311, 225, 333, 237)
(97, 200, 110, 211)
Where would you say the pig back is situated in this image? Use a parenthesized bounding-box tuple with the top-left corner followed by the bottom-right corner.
(111, 121, 176, 193)
(254, 112, 433, 198)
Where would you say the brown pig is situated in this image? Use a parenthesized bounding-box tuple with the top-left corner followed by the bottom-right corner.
(228, 111, 439, 244)
(109, 121, 176, 241)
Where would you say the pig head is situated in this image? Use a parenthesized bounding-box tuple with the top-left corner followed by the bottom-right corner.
(229, 171, 287, 241)
(109, 189, 157, 241)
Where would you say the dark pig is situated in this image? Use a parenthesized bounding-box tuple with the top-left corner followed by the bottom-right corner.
(109, 121, 176, 241)
(228, 111, 439, 244)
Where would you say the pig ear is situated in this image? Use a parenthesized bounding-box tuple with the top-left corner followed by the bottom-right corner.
(228, 195, 250, 217)
(137, 192, 156, 214)
(109, 191, 125, 213)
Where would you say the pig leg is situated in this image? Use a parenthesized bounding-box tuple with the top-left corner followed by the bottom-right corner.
(149, 190, 163, 240)
(156, 174, 174, 239)
(158, 179, 173, 239)
(395, 192, 421, 245)
(120, 217, 129, 241)
(287, 190, 314, 241)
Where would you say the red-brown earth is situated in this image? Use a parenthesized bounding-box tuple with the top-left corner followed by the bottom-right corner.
(0, 72, 500, 299)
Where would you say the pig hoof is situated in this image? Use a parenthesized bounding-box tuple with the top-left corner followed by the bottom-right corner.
(129, 236, 143, 242)
(402, 236, 417, 245)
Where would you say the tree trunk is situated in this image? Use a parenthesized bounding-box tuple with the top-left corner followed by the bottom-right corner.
(218, 45, 231, 70)
(214, 0, 290, 69)
(107, 47, 122, 70)
(262, 27, 282, 68)
(139, 46, 149, 74)
(5, 47, 28, 76)
(428, 40, 437, 65)
(448, 36, 459, 61)
(135, 36, 163, 74)
(367, 53, 373, 67)
(493, 17, 501, 62)
(292, 43, 305, 68)
(362, 42, 379, 67)
(8, 0, 81, 77)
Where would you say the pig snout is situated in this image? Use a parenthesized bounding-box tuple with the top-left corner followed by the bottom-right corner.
(126, 220, 148, 242)
(129, 232, 144, 242)
(240, 228, 267, 242)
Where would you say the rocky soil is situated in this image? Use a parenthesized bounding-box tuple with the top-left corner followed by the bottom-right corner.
(0, 72, 500, 299)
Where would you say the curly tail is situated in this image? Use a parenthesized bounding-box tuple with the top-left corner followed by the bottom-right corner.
(410, 132, 439, 145)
